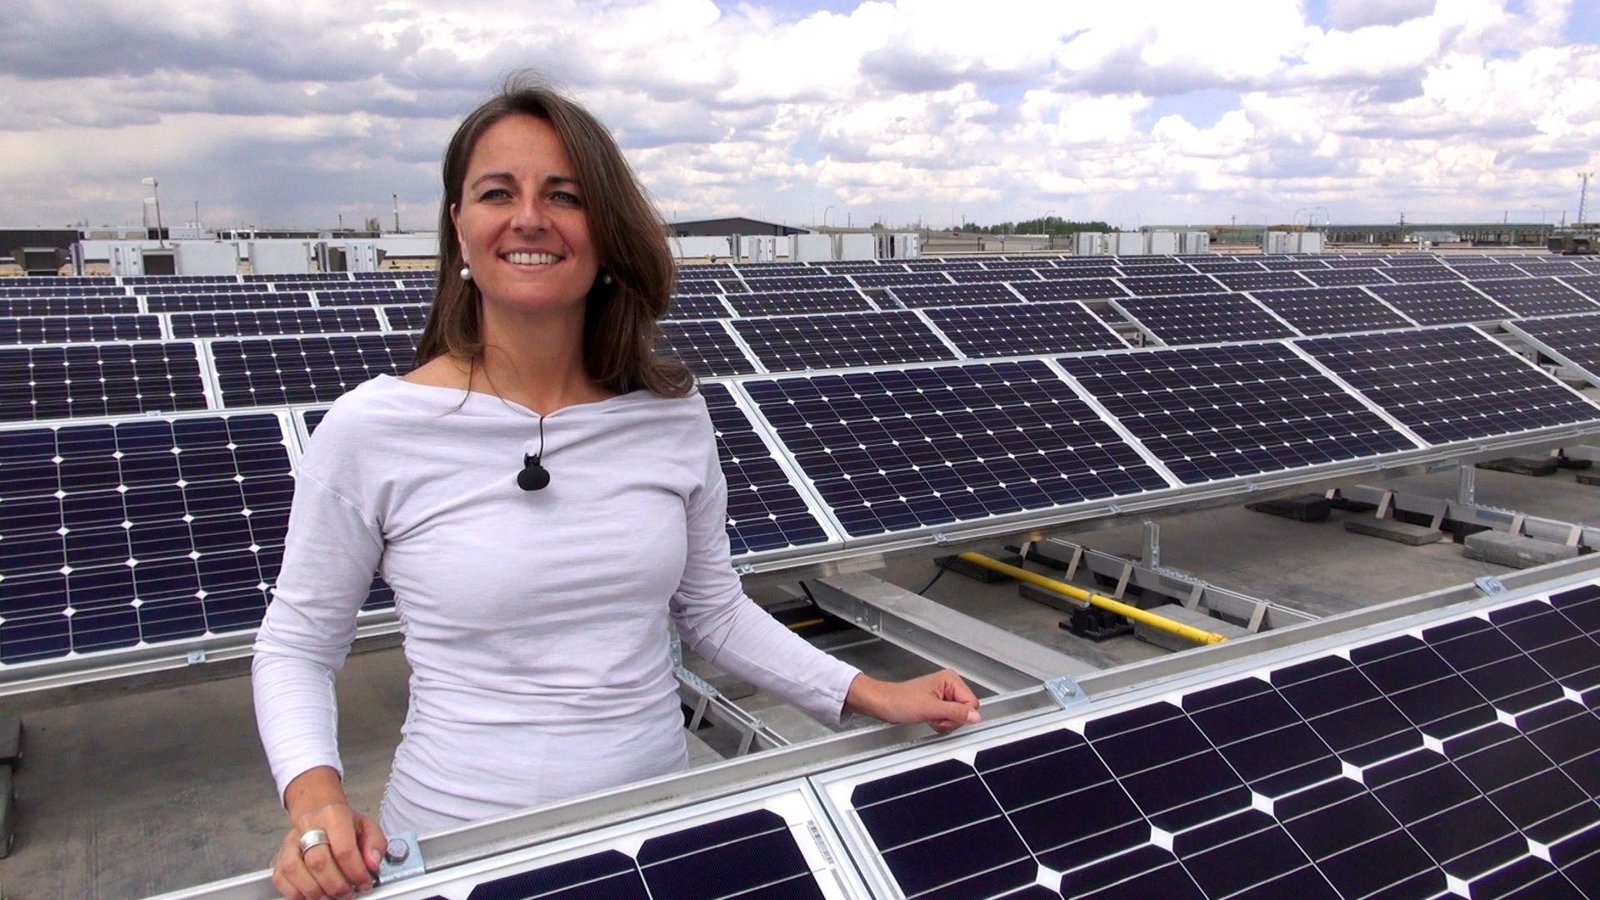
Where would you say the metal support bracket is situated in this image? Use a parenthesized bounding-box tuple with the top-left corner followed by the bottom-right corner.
(1474, 575, 1507, 597)
(1141, 519, 1161, 568)
(1044, 674, 1090, 710)
(376, 832, 425, 885)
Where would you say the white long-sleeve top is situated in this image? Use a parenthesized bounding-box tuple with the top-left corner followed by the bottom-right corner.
(252, 375, 860, 835)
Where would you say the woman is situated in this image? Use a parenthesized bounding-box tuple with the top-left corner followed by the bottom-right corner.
(252, 75, 980, 900)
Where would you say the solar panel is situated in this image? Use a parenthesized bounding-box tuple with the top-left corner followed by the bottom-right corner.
(1114, 264, 1193, 277)
(1188, 261, 1266, 274)
(700, 383, 833, 557)
(1450, 263, 1526, 281)
(1503, 313, 1600, 386)
(312, 288, 431, 306)
(887, 283, 1021, 308)
(726, 290, 874, 317)
(0, 276, 114, 287)
(1113, 294, 1298, 345)
(123, 275, 237, 286)
(674, 279, 724, 296)
(1260, 258, 1330, 271)
(723, 275, 853, 292)
(1515, 261, 1587, 278)
(822, 262, 893, 273)
(1471, 278, 1600, 317)
(1383, 254, 1448, 266)
(381, 305, 431, 331)
(986, 260, 1058, 271)
(821, 580, 1600, 900)
(133, 283, 259, 295)
(1013, 278, 1130, 302)
(663, 295, 733, 320)
(732, 263, 815, 278)
(0, 285, 128, 299)
(1250, 286, 1417, 335)
(1366, 281, 1514, 325)
(850, 271, 952, 289)
(1059, 343, 1415, 484)
(655, 321, 756, 377)
(0, 296, 139, 317)
(1118, 274, 1224, 297)
(949, 268, 1039, 282)
(143, 291, 314, 313)
(0, 315, 163, 344)
(1323, 257, 1389, 269)
(169, 308, 383, 339)
(731, 311, 957, 373)
(0, 342, 210, 423)
(919, 301, 1125, 357)
(1213, 271, 1314, 292)
(209, 333, 418, 407)
(907, 259, 984, 270)
(243, 273, 352, 285)
(1562, 275, 1600, 302)
(1302, 268, 1394, 287)
(0, 414, 293, 664)
(1380, 264, 1463, 283)
(743, 361, 1169, 538)
(1295, 326, 1600, 445)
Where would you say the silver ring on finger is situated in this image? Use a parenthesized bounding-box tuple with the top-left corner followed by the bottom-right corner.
(297, 828, 331, 857)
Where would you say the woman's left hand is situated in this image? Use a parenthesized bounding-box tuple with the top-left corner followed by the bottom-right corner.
(845, 670, 981, 734)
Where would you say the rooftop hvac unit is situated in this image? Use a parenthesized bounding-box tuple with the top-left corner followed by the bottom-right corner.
(248, 240, 314, 275)
(739, 235, 777, 263)
(1296, 232, 1325, 254)
(108, 242, 144, 276)
(1180, 232, 1210, 254)
(1073, 232, 1107, 256)
(1263, 231, 1296, 254)
(1146, 231, 1179, 255)
(175, 241, 240, 276)
(878, 232, 921, 259)
(837, 233, 876, 260)
(322, 241, 384, 273)
(790, 233, 833, 262)
(1112, 232, 1145, 256)
(17, 247, 67, 276)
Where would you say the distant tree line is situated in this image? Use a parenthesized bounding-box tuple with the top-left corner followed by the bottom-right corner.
(963, 216, 1113, 235)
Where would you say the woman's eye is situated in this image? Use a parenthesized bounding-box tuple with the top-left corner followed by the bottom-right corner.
(479, 188, 512, 201)
(551, 190, 583, 206)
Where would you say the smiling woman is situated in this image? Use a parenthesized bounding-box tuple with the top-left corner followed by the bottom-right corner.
(248, 73, 981, 900)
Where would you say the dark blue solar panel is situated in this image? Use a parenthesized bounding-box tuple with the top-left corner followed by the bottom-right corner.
(1296, 326, 1600, 445)
(170, 307, 382, 338)
(1013, 278, 1129, 301)
(1380, 265, 1463, 283)
(700, 383, 830, 557)
(0, 285, 128, 299)
(0, 315, 163, 344)
(1451, 263, 1526, 281)
(382, 305, 431, 331)
(1214, 271, 1315, 292)
(1115, 294, 1298, 344)
(1366, 281, 1514, 325)
(1471, 278, 1599, 317)
(1058, 343, 1416, 484)
(0, 342, 210, 422)
(1118, 274, 1224, 296)
(840, 582, 1600, 900)
(457, 808, 825, 900)
(1302, 268, 1394, 287)
(143, 291, 314, 313)
(1250, 286, 1417, 335)
(133, 283, 258, 295)
(210, 333, 417, 407)
(664, 295, 732, 320)
(888, 283, 1021, 307)
(851, 271, 952, 289)
(731, 311, 957, 373)
(313, 288, 431, 306)
(726, 275, 854, 292)
(0, 296, 140, 316)
(1516, 261, 1587, 278)
(656, 321, 755, 377)
(244, 273, 353, 285)
(923, 302, 1127, 357)
(742, 361, 1170, 537)
(1505, 313, 1600, 386)
(726, 290, 874, 317)
(1563, 275, 1600, 302)
(948, 268, 1038, 282)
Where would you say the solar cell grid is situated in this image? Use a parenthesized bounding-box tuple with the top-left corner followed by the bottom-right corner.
(1302, 268, 1394, 287)
(1504, 313, 1600, 385)
(1382, 255, 1448, 266)
(1, 276, 114, 287)
(821, 262, 894, 273)
(1260, 258, 1331, 271)
(1117, 274, 1224, 296)
(381, 305, 431, 331)
(723, 275, 853, 293)
(1379, 265, 1463, 283)
(1471, 278, 1600, 317)
(1114, 264, 1193, 277)
(948, 268, 1039, 283)
(0, 296, 141, 317)
(983, 260, 1054, 270)
(1114, 294, 1298, 345)
(123, 275, 237, 285)
(313, 287, 431, 306)
(209, 333, 417, 407)
(1250, 286, 1417, 335)
(243, 273, 352, 284)
(0, 315, 163, 345)
(1322, 257, 1390, 269)
(1515, 261, 1587, 277)
(133, 283, 259, 295)
(0, 342, 210, 422)
(0, 414, 297, 665)
(1058, 343, 1415, 484)
(1214, 270, 1314, 292)
(726, 289, 874, 317)
(655, 321, 755, 377)
(700, 383, 831, 556)
(850, 271, 952, 289)
(143, 291, 314, 313)
(1450, 263, 1525, 281)
(1013, 278, 1129, 302)
(1563, 275, 1600, 301)
(923, 301, 1127, 358)
(0, 285, 129, 299)
(829, 580, 1600, 900)
(742, 360, 1170, 537)
(887, 283, 1021, 308)
(1366, 281, 1514, 324)
(170, 307, 383, 338)
(731, 311, 957, 373)
(733, 264, 814, 277)
(1296, 326, 1600, 445)
(663, 295, 732, 320)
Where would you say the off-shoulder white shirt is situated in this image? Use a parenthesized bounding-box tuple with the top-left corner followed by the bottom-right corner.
(252, 375, 859, 835)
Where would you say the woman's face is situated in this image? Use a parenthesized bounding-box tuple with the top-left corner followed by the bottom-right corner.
(451, 113, 599, 319)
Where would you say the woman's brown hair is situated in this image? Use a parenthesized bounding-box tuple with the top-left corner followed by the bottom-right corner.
(416, 73, 693, 398)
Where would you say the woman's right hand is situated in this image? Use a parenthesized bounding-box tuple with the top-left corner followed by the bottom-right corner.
(272, 767, 387, 900)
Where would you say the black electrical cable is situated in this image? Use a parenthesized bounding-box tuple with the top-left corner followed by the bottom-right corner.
(917, 556, 953, 594)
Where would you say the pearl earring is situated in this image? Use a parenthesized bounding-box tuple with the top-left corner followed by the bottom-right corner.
(460, 266, 472, 282)
(601, 273, 613, 286)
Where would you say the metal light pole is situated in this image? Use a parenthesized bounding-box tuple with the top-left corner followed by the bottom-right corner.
(141, 177, 164, 247)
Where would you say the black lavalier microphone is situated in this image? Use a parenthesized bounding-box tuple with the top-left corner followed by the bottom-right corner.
(517, 414, 550, 492)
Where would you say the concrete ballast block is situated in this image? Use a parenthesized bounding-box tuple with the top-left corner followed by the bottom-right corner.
(1462, 531, 1579, 569)
(1344, 518, 1446, 545)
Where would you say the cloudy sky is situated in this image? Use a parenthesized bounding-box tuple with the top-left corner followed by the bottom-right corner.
(2, 0, 1597, 233)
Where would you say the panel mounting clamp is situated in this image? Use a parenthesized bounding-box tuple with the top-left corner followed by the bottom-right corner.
(1473, 575, 1506, 596)
(376, 832, 425, 885)
(1044, 674, 1090, 709)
